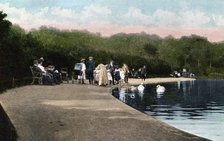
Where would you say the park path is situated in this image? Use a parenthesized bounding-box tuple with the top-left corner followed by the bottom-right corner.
(0, 78, 208, 141)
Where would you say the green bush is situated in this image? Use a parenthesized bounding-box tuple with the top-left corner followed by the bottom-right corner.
(208, 73, 224, 79)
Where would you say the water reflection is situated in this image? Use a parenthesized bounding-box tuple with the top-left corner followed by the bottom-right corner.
(112, 79, 224, 141)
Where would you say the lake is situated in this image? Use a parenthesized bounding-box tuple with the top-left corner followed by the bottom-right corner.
(112, 79, 224, 141)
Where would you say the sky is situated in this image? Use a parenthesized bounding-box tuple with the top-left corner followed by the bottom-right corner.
(0, 0, 224, 42)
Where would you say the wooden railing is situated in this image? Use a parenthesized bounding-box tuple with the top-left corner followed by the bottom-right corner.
(0, 77, 31, 93)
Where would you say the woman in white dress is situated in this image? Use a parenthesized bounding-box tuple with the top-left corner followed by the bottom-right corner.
(96, 64, 108, 86)
(78, 59, 86, 84)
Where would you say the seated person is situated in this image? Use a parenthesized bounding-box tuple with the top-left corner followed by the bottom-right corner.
(33, 59, 54, 85)
(45, 64, 62, 84)
(47, 63, 62, 84)
(35, 57, 62, 84)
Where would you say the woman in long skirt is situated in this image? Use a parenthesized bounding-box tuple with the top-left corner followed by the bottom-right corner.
(96, 64, 108, 86)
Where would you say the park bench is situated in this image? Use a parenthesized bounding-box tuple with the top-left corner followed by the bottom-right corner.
(30, 66, 43, 84)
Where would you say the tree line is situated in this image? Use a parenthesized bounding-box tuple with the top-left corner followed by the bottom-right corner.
(1, 11, 224, 86)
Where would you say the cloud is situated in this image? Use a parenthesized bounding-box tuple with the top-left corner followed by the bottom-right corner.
(0, 2, 50, 26)
(0, 2, 112, 27)
(152, 9, 180, 27)
(0, 2, 224, 42)
(180, 10, 211, 27)
(51, 7, 74, 18)
(122, 7, 213, 28)
(82, 4, 112, 17)
(213, 15, 224, 27)
(124, 7, 151, 23)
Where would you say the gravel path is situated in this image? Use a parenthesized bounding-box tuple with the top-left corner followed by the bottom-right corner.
(0, 78, 208, 141)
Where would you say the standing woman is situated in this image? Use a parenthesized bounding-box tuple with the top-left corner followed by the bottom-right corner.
(96, 64, 108, 86)
(122, 64, 129, 83)
(108, 60, 115, 85)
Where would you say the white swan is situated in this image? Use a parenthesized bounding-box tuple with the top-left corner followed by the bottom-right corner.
(156, 85, 166, 94)
(138, 83, 145, 93)
(130, 86, 137, 92)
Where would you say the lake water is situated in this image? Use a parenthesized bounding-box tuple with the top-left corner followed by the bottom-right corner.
(112, 79, 224, 141)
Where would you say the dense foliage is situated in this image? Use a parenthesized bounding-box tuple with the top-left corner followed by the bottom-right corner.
(1, 11, 224, 85)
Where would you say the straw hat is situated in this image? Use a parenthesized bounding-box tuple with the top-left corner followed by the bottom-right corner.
(81, 58, 85, 62)
(39, 57, 44, 61)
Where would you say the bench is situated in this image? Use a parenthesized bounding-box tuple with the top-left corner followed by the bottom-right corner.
(61, 68, 69, 83)
(30, 66, 43, 84)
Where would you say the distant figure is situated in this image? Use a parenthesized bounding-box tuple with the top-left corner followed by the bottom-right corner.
(156, 85, 166, 94)
(140, 65, 147, 81)
(108, 60, 115, 85)
(119, 68, 125, 83)
(189, 73, 195, 78)
(137, 68, 141, 78)
(36, 57, 46, 74)
(34, 58, 54, 84)
(93, 68, 100, 84)
(86, 56, 95, 84)
(122, 64, 129, 83)
(38, 57, 62, 84)
(78, 58, 86, 84)
(107, 69, 113, 85)
(114, 66, 121, 84)
(130, 68, 135, 78)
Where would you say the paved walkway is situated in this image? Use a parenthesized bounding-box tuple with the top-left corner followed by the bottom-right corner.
(0, 79, 208, 141)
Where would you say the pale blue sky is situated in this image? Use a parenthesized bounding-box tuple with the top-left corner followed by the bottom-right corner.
(1, 0, 224, 42)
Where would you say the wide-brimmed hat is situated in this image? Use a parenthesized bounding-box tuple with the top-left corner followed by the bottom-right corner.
(39, 57, 44, 61)
(81, 58, 85, 62)
(89, 56, 93, 59)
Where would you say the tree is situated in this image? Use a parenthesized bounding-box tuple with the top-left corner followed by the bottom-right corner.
(158, 37, 183, 70)
(0, 11, 12, 39)
(0, 11, 12, 79)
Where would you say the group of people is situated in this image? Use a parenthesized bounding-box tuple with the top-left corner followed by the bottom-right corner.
(129, 65, 147, 81)
(33, 57, 62, 85)
(75, 57, 130, 86)
(170, 68, 195, 78)
(76, 57, 148, 86)
(32, 56, 148, 86)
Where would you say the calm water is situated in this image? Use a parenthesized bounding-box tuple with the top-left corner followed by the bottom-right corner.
(112, 79, 224, 141)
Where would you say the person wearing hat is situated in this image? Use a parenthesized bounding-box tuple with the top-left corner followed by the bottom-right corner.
(36, 57, 62, 84)
(37, 57, 46, 73)
(78, 58, 86, 84)
(39, 57, 44, 61)
(86, 56, 95, 84)
(140, 65, 147, 81)
(108, 60, 115, 85)
(34, 57, 54, 84)
(96, 64, 108, 86)
(122, 63, 129, 83)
